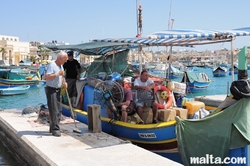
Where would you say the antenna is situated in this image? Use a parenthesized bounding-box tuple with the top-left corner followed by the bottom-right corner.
(167, 0, 172, 30)
(136, 0, 142, 37)
(136, 0, 139, 35)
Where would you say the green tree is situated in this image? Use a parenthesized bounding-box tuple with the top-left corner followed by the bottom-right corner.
(38, 46, 51, 60)
(29, 55, 37, 63)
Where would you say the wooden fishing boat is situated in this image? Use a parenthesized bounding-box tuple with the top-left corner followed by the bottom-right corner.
(0, 85, 30, 96)
(213, 66, 227, 77)
(229, 65, 238, 75)
(43, 26, 250, 164)
(62, 82, 177, 147)
(149, 64, 183, 79)
(0, 67, 41, 88)
(181, 71, 211, 93)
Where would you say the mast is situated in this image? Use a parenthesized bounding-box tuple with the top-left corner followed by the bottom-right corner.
(136, 0, 143, 72)
(167, 0, 172, 31)
(165, 0, 173, 80)
(167, 19, 175, 81)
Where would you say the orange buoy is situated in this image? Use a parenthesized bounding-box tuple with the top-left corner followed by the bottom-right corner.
(154, 85, 173, 109)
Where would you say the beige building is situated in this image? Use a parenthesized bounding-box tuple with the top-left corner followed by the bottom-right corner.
(0, 35, 30, 65)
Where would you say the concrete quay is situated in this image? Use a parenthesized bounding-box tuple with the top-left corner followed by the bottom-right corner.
(0, 109, 182, 166)
(194, 94, 228, 107)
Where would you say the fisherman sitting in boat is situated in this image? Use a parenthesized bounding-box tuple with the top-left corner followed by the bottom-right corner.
(106, 79, 134, 122)
(134, 70, 158, 124)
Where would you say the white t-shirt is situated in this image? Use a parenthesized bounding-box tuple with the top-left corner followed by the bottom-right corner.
(46, 61, 63, 88)
(134, 77, 154, 87)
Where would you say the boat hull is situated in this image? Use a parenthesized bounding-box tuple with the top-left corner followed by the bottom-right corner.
(61, 84, 177, 151)
(213, 67, 227, 77)
(186, 81, 210, 93)
(0, 78, 40, 88)
(229, 66, 238, 75)
(0, 85, 30, 95)
(182, 71, 211, 93)
(213, 71, 227, 77)
(62, 105, 177, 151)
(154, 146, 249, 166)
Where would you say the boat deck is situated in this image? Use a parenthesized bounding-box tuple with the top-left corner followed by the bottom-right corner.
(194, 94, 228, 107)
(0, 109, 182, 166)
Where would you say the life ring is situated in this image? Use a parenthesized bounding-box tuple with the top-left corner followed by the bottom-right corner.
(154, 85, 173, 109)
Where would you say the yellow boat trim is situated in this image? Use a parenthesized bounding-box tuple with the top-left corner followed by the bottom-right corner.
(121, 137, 177, 144)
(62, 104, 176, 129)
(152, 148, 178, 153)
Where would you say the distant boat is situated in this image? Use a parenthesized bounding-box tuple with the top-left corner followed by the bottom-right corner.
(220, 63, 229, 68)
(229, 65, 238, 75)
(213, 66, 227, 77)
(0, 85, 30, 96)
(150, 64, 183, 79)
(181, 71, 211, 93)
(0, 67, 41, 88)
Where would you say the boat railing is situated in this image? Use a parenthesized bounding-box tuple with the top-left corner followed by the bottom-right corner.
(133, 89, 155, 107)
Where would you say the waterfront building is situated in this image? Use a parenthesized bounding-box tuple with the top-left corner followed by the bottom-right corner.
(0, 35, 30, 65)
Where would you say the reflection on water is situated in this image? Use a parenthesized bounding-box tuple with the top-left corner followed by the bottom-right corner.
(0, 85, 47, 165)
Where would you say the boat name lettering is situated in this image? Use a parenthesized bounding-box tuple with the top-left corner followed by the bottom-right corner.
(139, 133, 156, 138)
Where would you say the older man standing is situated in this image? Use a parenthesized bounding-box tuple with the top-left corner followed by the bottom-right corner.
(45, 51, 68, 137)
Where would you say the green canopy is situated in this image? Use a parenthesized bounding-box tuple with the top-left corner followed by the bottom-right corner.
(176, 98, 250, 166)
(86, 50, 133, 77)
(181, 71, 208, 83)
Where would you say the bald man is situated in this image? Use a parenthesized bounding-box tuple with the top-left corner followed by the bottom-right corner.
(45, 51, 68, 137)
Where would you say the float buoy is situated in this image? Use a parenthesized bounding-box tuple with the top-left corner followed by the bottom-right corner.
(154, 85, 173, 109)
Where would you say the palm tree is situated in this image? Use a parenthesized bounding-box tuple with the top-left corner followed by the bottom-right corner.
(29, 55, 37, 63)
(40, 48, 51, 60)
(0, 47, 7, 60)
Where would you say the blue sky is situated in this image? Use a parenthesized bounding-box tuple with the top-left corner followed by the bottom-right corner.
(1, 0, 250, 51)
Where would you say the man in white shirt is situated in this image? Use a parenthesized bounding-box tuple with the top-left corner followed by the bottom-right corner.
(134, 70, 158, 124)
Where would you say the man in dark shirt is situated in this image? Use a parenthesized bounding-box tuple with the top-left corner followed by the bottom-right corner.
(63, 51, 81, 105)
(106, 79, 133, 122)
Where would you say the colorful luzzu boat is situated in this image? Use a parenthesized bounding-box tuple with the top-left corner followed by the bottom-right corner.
(61, 80, 181, 162)
(43, 27, 250, 165)
(0, 67, 42, 88)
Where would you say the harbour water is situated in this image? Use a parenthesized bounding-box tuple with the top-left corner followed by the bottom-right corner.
(0, 84, 47, 165)
(0, 67, 249, 165)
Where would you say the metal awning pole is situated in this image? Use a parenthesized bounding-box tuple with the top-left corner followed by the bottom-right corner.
(139, 45, 142, 73)
(168, 46, 173, 81)
(230, 39, 234, 82)
(164, 47, 167, 78)
(112, 47, 115, 73)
